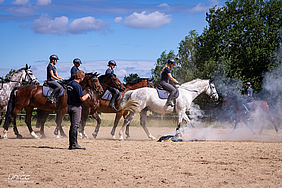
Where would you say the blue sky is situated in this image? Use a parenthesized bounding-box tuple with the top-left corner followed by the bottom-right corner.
(0, 0, 225, 83)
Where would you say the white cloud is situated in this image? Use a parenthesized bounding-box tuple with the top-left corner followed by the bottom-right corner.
(12, 0, 28, 5)
(33, 15, 68, 34)
(191, 3, 210, 12)
(37, 0, 51, 6)
(114, 16, 122, 23)
(0, 0, 4, 4)
(158, 3, 169, 8)
(32, 15, 107, 34)
(12, 7, 34, 15)
(124, 11, 172, 29)
(69, 16, 108, 34)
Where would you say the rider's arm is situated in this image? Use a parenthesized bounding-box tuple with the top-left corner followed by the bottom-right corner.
(50, 70, 63, 80)
(168, 73, 179, 84)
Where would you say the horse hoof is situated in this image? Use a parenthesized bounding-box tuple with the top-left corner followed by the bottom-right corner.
(60, 133, 67, 138)
(92, 133, 97, 139)
(119, 136, 124, 141)
(54, 128, 58, 135)
(40, 134, 46, 139)
(112, 135, 116, 139)
(31, 131, 39, 139)
(149, 136, 156, 140)
(56, 135, 61, 139)
(126, 136, 130, 140)
(17, 134, 23, 139)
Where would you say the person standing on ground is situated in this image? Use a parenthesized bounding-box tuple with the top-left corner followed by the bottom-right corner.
(67, 70, 90, 150)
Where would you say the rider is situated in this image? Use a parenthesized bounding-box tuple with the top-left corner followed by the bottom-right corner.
(105, 60, 119, 111)
(46, 54, 63, 103)
(70, 58, 82, 80)
(160, 58, 179, 107)
(244, 81, 254, 111)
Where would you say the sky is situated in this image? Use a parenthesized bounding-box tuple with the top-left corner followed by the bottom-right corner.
(0, 0, 226, 83)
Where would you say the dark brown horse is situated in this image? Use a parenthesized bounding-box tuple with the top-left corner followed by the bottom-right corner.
(3, 73, 103, 139)
(79, 77, 153, 139)
(223, 96, 278, 134)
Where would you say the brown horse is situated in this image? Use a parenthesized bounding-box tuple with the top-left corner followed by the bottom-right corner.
(223, 96, 278, 134)
(79, 77, 153, 139)
(3, 73, 103, 139)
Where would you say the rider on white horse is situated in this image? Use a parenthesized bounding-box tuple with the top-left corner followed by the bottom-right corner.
(160, 58, 180, 107)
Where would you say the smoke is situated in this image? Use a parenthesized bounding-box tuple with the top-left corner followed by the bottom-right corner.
(162, 52, 282, 142)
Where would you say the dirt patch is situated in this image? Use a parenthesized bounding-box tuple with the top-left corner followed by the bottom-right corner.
(1, 126, 282, 187)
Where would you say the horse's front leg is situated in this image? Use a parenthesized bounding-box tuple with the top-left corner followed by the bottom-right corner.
(38, 111, 50, 138)
(25, 107, 39, 139)
(119, 111, 134, 140)
(176, 111, 187, 136)
(55, 109, 67, 138)
(92, 112, 101, 139)
(140, 109, 155, 140)
(79, 106, 89, 139)
(111, 111, 123, 139)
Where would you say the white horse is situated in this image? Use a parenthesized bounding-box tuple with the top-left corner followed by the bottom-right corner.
(0, 65, 39, 126)
(118, 79, 219, 140)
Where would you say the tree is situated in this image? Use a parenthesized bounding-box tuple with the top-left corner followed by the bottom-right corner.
(123, 73, 140, 85)
(195, 0, 282, 91)
(5, 69, 16, 79)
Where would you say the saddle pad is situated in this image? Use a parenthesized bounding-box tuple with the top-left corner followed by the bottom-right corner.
(42, 86, 64, 97)
(156, 88, 179, 99)
(101, 89, 121, 101)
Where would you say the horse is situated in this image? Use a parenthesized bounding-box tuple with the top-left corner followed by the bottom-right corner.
(79, 77, 154, 139)
(3, 73, 103, 139)
(223, 96, 278, 134)
(79, 73, 126, 138)
(0, 65, 39, 126)
(118, 79, 219, 140)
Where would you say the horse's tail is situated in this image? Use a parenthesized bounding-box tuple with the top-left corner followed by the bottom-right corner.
(3, 87, 18, 130)
(119, 90, 139, 113)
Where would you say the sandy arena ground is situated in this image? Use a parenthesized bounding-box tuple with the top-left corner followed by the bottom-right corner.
(0, 125, 282, 188)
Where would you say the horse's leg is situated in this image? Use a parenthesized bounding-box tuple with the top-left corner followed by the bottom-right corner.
(119, 111, 134, 140)
(139, 109, 155, 140)
(92, 112, 101, 139)
(55, 109, 67, 137)
(39, 111, 50, 138)
(79, 106, 89, 139)
(111, 111, 123, 139)
(25, 107, 39, 139)
(176, 110, 187, 136)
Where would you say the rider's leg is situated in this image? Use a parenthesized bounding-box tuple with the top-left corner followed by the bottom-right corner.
(47, 81, 62, 103)
(160, 81, 176, 107)
(108, 87, 119, 111)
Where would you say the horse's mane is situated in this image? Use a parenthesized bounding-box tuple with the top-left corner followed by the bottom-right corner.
(180, 78, 207, 89)
(3, 67, 26, 82)
(126, 78, 150, 86)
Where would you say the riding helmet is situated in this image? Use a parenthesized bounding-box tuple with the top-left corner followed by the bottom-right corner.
(167, 58, 176, 64)
(245, 81, 251, 85)
(108, 60, 117, 66)
(49, 54, 59, 61)
(73, 58, 82, 64)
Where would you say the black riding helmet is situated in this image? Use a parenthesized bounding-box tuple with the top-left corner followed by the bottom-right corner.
(73, 58, 82, 64)
(49, 54, 59, 61)
(245, 81, 251, 85)
(108, 60, 117, 66)
(167, 58, 176, 64)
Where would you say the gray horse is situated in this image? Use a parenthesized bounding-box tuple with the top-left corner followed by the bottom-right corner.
(0, 64, 39, 126)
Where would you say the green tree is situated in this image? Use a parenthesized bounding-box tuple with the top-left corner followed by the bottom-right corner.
(196, 0, 282, 91)
(5, 69, 16, 79)
(123, 73, 140, 84)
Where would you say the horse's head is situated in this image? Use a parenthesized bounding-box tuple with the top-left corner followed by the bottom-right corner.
(22, 64, 39, 85)
(83, 72, 104, 95)
(206, 80, 219, 101)
(102, 74, 125, 92)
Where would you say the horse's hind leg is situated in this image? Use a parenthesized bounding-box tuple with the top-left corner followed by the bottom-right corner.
(111, 112, 123, 139)
(119, 112, 134, 140)
(92, 112, 101, 139)
(79, 107, 89, 139)
(139, 109, 155, 140)
(55, 111, 67, 137)
(25, 107, 39, 139)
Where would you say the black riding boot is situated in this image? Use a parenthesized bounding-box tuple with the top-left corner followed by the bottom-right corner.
(166, 94, 174, 107)
(69, 126, 85, 150)
(47, 87, 60, 104)
(109, 93, 118, 111)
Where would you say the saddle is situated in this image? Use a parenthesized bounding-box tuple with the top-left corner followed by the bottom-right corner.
(42, 81, 65, 98)
(156, 86, 179, 99)
(101, 89, 121, 101)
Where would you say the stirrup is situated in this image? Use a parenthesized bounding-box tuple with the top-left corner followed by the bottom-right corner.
(47, 97, 56, 104)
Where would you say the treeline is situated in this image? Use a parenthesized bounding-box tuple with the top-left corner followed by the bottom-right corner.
(151, 0, 281, 95)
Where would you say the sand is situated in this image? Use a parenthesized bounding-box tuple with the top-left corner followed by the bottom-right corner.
(1, 125, 282, 188)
